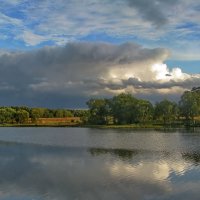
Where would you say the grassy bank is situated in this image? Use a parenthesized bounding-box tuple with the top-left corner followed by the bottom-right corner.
(0, 122, 195, 129)
(81, 124, 182, 129)
(0, 123, 171, 128)
(0, 123, 80, 127)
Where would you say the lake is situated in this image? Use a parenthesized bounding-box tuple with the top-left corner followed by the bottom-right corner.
(0, 127, 199, 200)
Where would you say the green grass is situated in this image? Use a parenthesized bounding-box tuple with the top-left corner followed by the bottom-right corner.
(0, 123, 80, 127)
(0, 121, 193, 129)
(82, 124, 164, 129)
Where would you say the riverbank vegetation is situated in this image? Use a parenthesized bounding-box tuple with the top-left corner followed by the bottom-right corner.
(0, 107, 87, 126)
(86, 87, 200, 127)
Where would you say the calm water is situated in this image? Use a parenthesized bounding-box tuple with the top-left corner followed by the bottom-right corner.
(0, 128, 199, 200)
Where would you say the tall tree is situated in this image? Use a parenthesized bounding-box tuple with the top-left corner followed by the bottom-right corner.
(179, 89, 200, 121)
(30, 108, 45, 122)
(0, 108, 16, 124)
(154, 99, 178, 125)
(87, 98, 110, 125)
(110, 93, 138, 124)
(136, 99, 154, 124)
(15, 109, 29, 124)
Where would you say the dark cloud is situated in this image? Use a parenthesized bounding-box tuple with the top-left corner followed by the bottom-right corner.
(126, 0, 179, 26)
(0, 42, 199, 107)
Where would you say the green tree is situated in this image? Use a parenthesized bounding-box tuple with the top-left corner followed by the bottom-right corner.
(72, 109, 89, 123)
(15, 109, 29, 124)
(54, 109, 64, 118)
(110, 93, 138, 124)
(154, 99, 178, 125)
(179, 89, 200, 122)
(30, 108, 45, 122)
(0, 108, 16, 123)
(63, 110, 73, 117)
(43, 109, 54, 118)
(87, 98, 110, 125)
(53, 109, 73, 118)
(136, 99, 154, 124)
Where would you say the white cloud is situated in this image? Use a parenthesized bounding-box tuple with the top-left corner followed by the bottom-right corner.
(151, 63, 189, 81)
(16, 30, 47, 46)
(0, 0, 199, 61)
(0, 12, 21, 26)
(109, 159, 189, 182)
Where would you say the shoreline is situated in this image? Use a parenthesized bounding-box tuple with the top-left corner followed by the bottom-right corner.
(0, 123, 195, 129)
(0, 124, 80, 128)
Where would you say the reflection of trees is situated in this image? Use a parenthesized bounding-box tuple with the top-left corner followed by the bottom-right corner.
(182, 152, 200, 165)
(183, 127, 200, 133)
(89, 148, 140, 160)
(154, 127, 200, 133)
(154, 128, 182, 133)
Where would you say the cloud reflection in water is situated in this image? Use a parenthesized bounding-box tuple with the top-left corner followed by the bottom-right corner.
(0, 142, 199, 200)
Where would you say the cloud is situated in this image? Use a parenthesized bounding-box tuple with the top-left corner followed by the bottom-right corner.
(0, 12, 21, 26)
(0, 42, 200, 107)
(1, 0, 23, 5)
(16, 30, 47, 46)
(0, 0, 200, 62)
(126, 0, 179, 27)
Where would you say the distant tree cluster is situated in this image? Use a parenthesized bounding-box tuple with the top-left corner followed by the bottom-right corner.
(86, 88, 200, 125)
(0, 107, 86, 124)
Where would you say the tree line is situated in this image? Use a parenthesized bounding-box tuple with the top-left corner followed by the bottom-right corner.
(0, 87, 200, 126)
(86, 87, 200, 126)
(0, 107, 87, 124)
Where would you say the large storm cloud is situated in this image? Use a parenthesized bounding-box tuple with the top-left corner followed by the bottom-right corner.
(0, 42, 199, 107)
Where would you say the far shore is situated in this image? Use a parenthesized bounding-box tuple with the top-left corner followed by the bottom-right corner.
(0, 123, 79, 128)
(0, 123, 198, 129)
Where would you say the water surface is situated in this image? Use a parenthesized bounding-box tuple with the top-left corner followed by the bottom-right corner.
(0, 128, 199, 200)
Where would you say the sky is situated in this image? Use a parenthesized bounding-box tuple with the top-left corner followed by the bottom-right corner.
(0, 0, 200, 108)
